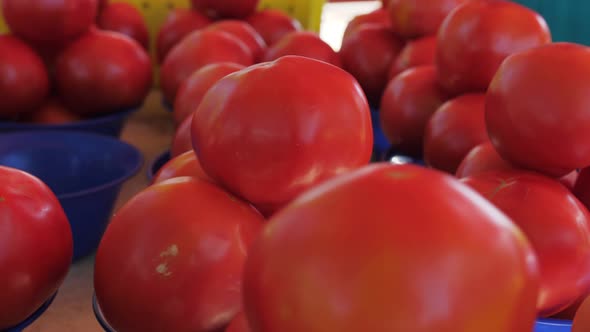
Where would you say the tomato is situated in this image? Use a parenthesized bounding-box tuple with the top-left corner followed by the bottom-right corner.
(94, 177, 264, 332)
(98, 0, 109, 13)
(226, 312, 250, 332)
(560, 170, 580, 191)
(486, 43, 590, 177)
(192, 56, 373, 216)
(340, 24, 404, 107)
(174, 62, 246, 126)
(573, 295, 590, 332)
(97, 2, 150, 50)
(573, 168, 590, 212)
(455, 142, 513, 179)
(0, 166, 73, 330)
(553, 297, 585, 320)
(262, 31, 341, 67)
(436, 0, 551, 96)
(152, 151, 212, 184)
(0, 35, 50, 119)
(424, 94, 489, 174)
(30, 98, 82, 124)
(55, 30, 151, 116)
(389, 36, 437, 80)
(342, 9, 391, 39)
(388, 0, 467, 39)
(243, 163, 540, 332)
(171, 116, 193, 158)
(191, 0, 259, 19)
(156, 8, 211, 63)
(1, 0, 97, 47)
(205, 20, 267, 61)
(379, 65, 448, 158)
(160, 29, 253, 104)
(246, 9, 302, 46)
(461, 170, 590, 316)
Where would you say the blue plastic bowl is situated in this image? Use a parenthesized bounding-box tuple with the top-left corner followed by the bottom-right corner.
(535, 318, 572, 332)
(0, 108, 137, 137)
(0, 131, 143, 260)
(146, 150, 171, 182)
(5, 292, 57, 332)
(370, 108, 391, 160)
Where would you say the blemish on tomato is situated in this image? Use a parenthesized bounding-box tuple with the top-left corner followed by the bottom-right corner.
(0, 196, 5, 202)
(160, 244, 179, 258)
(488, 179, 517, 199)
(387, 171, 415, 180)
(156, 263, 172, 277)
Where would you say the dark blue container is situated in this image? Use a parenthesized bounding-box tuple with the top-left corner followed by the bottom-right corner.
(535, 319, 573, 332)
(0, 131, 143, 260)
(0, 109, 137, 137)
(370, 108, 391, 160)
(4, 293, 57, 332)
(146, 150, 172, 182)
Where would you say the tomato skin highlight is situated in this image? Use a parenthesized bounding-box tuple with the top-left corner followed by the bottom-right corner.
(152, 151, 212, 185)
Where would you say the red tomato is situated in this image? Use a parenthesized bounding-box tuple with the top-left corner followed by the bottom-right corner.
(171, 116, 193, 158)
(174, 62, 246, 125)
(94, 177, 264, 332)
(1, 0, 97, 47)
(30, 98, 82, 124)
(0, 166, 73, 330)
(192, 56, 373, 215)
(573, 168, 590, 212)
(340, 24, 404, 107)
(98, 0, 109, 12)
(389, 36, 437, 80)
(97, 2, 150, 50)
(152, 150, 212, 184)
(0, 35, 50, 118)
(456, 142, 514, 178)
(160, 29, 253, 104)
(205, 20, 267, 61)
(436, 0, 551, 95)
(191, 0, 259, 19)
(226, 312, 250, 332)
(552, 297, 585, 320)
(462, 170, 590, 316)
(379, 65, 448, 158)
(573, 295, 590, 332)
(156, 8, 212, 63)
(243, 163, 540, 332)
(486, 43, 590, 177)
(424, 94, 489, 174)
(342, 9, 391, 39)
(560, 170, 580, 191)
(262, 31, 341, 67)
(388, 0, 467, 39)
(55, 30, 152, 116)
(246, 9, 302, 46)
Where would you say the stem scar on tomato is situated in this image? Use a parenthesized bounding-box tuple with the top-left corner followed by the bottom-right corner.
(0, 196, 5, 202)
(488, 178, 518, 199)
(386, 170, 416, 180)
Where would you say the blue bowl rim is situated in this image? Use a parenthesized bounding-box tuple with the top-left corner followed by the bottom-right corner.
(0, 108, 138, 129)
(5, 292, 58, 332)
(0, 131, 144, 200)
(92, 293, 115, 332)
(536, 318, 573, 327)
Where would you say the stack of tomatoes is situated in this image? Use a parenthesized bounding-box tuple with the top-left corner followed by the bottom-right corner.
(0, 0, 152, 124)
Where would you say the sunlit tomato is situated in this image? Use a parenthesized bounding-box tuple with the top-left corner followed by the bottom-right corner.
(340, 24, 404, 106)
(244, 163, 540, 332)
(205, 20, 267, 61)
(462, 170, 590, 316)
(424, 94, 489, 174)
(573, 168, 590, 212)
(246, 9, 303, 46)
(388, 0, 467, 39)
(156, 8, 212, 63)
(573, 295, 590, 332)
(94, 177, 264, 332)
(160, 29, 253, 104)
(55, 30, 152, 116)
(1, 0, 97, 47)
(97, 2, 150, 50)
(0, 166, 73, 330)
(436, 0, 551, 95)
(342, 9, 391, 39)
(171, 116, 193, 158)
(30, 98, 82, 124)
(152, 151, 212, 184)
(379, 66, 448, 158)
(0, 35, 50, 118)
(486, 43, 590, 177)
(226, 312, 250, 332)
(455, 142, 513, 178)
(191, 0, 259, 19)
(389, 36, 437, 80)
(262, 31, 341, 67)
(174, 62, 246, 126)
(192, 56, 373, 215)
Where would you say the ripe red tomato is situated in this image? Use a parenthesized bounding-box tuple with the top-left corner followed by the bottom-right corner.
(573, 168, 590, 212)
(97, 2, 150, 50)
(243, 163, 540, 332)
(174, 62, 246, 125)
(389, 36, 437, 80)
(552, 297, 585, 320)
(424, 94, 489, 174)
(226, 312, 250, 332)
(171, 116, 193, 158)
(246, 9, 302, 46)
(342, 9, 391, 39)
(1, 0, 97, 47)
(98, 0, 109, 12)
(152, 151, 212, 184)
(340, 24, 404, 107)
(0, 166, 73, 330)
(486, 43, 590, 177)
(379, 65, 448, 158)
(262, 31, 341, 67)
(191, 0, 259, 19)
(456, 142, 513, 179)
(55, 30, 152, 116)
(30, 98, 82, 124)
(573, 295, 590, 332)
(388, 0, 467, 39)
(436, 0, 551, 95)
(156, 8, 212, 63)
(560, 170, 580, 191)
(461, 170, 590, 316)
(94, 177, 264, 332)
(160, 29, 253, 104)
(0, 35, 50, 118)
(205, 20, 267, 61)
(192, 56, 373, 215)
